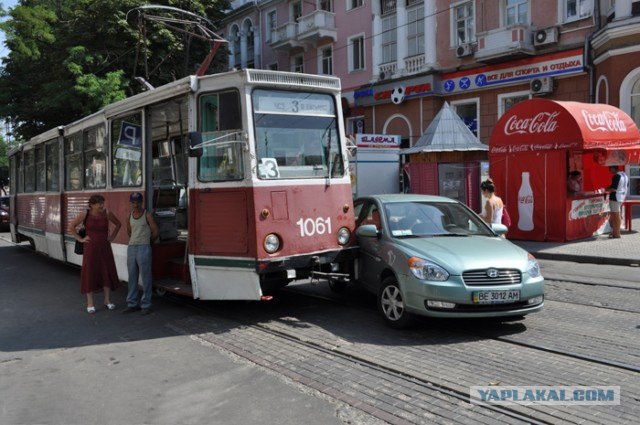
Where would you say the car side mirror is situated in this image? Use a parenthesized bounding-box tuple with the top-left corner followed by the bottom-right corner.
(188, 131, 203, 157)
(491, 223, 508, 235)
(356, 224, 380, 239)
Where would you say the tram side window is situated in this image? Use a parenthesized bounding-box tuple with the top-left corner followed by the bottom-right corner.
(10, 156, 17, 194)
(84, 125, 107, 189)
(46, 141, 60, 192)
(111, 113, 143, 187)
(24, 150, 35, 193)
(17, 154, 24, 193)
(198, 91, 244, 182)
(65, 133, 83, 190)
(35, 145, 46, 192)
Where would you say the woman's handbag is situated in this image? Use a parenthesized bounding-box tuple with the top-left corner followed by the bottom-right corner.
(74, 211, 89, 255)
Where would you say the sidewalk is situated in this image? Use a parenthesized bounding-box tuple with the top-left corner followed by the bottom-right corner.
(511, 216, 640, 267)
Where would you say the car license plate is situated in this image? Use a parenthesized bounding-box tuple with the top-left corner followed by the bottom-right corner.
(473, 290, 520, 304)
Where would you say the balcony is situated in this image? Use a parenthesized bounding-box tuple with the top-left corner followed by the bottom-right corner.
(297, 10, 337, 44)
(475, 25, 535, 62)
(270, 22, 303, 51)
(379, 62, 397, 79)
(404, 54, 427, 75)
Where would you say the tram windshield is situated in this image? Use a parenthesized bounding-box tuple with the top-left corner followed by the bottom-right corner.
(252, 89, 344, 179)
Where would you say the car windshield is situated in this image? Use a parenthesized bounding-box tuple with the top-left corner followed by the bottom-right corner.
(0, 197, 8, 208)
(384, 201, 493, 238)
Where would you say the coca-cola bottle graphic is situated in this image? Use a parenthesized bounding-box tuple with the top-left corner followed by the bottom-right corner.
(518, 172, 534, 231)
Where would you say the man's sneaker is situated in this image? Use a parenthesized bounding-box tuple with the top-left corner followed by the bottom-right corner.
(122, 306, 141, 314)
(141, 308, 152, 316)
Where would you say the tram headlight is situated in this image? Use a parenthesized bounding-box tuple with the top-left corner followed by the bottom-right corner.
(337, 227, 351, 245)
(264, 233, 281, 253)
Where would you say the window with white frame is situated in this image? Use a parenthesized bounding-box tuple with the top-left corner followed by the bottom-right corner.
(347, 0, 364, 11)
(319, 46, 333, 75)
(565, 0, 593, 21)
(381, 15, 397, 64)
(349, 35, 365, 71)
(266, 11, 277, 42)
(291, 54, 304, 73)
(497, 91, 531, 118)
(453, 1, 475, 46)
(451, 99, 480, 138)
(407, 5, 425, 57)
(505, 0, 528, 26)
(320, 0, 333, 12)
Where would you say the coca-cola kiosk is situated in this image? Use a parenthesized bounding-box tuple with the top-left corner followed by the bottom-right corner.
(489, 99, 640, 241)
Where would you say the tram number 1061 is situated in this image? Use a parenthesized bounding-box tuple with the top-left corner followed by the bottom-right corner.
(296, 217, 332, 237)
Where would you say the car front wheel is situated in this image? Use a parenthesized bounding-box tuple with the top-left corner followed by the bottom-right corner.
(378, 276, 413, 329)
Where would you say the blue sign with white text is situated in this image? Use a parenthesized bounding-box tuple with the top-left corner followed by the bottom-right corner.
(118, 122, 142, 147)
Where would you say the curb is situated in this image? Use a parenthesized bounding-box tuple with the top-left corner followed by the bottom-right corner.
(531, 251, 640, 267)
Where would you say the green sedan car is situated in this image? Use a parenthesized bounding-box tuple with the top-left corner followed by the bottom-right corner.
(353, 194, 544, 328)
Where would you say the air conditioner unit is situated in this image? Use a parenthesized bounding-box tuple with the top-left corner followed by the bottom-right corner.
(530, 77, 554, 95)
(534, 27, 559, 46)
(456, 43, 473, 58)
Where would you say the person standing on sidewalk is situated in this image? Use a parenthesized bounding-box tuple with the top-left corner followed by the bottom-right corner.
(123, 192, 159, 315)
(605, 166, 629, 239)
(69, 194, 121, 314)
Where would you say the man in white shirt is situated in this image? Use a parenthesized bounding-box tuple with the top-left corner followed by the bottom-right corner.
(605, 166, 629, 239)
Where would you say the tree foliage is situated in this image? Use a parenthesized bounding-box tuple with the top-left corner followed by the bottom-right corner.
(0, 0, 230, 141)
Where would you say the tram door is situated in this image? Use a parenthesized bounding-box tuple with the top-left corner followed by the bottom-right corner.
(147, 98, 189, 242)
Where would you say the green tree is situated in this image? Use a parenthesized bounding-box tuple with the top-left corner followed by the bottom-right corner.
(0, 0, 229, 141)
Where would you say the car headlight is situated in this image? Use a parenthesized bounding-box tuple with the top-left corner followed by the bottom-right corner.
(264, 233, 281, 253)
(0, 210, 7, 217)
(527, 253, 541, 278)
(408, 257, 449, 281)
(337, 227, 350, 245)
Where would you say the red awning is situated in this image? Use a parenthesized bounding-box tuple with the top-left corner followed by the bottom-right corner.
(490, 99, 640, 162)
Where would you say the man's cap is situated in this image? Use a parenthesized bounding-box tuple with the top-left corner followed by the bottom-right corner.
(129, 192, 143, 202)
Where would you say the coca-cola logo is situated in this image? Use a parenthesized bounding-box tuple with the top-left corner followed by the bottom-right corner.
(504, 112, 560, 136)
(519, 195, 533, 204)
(581, 110, 627, 132)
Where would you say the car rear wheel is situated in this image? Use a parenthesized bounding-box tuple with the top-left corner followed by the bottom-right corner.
(378, 276, 413, 329)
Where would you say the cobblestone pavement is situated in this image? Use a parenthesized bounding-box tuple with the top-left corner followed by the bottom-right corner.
(169, 281, 639, 425)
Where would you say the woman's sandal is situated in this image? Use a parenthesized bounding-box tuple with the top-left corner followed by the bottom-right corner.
(105, 303, 116, 310)
(87, 306, 96, 314)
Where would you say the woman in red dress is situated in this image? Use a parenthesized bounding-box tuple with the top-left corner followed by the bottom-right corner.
(68, 194, 122, 313)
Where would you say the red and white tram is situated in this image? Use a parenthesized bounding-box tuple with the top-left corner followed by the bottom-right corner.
(7, 69, 356, 299)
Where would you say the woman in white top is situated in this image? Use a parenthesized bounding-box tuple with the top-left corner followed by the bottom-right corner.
(480, 178, 504, 224)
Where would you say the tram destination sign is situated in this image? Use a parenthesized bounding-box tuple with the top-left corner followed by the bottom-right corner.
(254, 93, 334, 116)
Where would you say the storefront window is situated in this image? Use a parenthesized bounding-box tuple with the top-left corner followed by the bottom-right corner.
(452, 100, 479, 138)
(438, 163, 465, 204)
(498, 91, 531, 117)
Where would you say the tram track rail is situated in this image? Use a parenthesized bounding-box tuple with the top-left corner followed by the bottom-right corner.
(283, 283, 640, 374)
(163, 288, 638, 425)
(166, 293, 552, 425)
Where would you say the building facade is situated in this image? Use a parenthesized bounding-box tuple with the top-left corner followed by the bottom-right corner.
(222, 0, 640, 195)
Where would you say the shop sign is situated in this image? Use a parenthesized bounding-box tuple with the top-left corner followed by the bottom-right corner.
(354, 77, 435, 107)
(441, 49, 584, 94)
(356, 134, 401, 148)
(569, 197, 607, 220)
